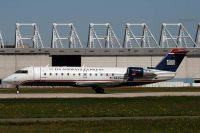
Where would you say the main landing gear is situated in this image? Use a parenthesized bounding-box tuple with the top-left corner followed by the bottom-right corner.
(93, 87, 104, 94)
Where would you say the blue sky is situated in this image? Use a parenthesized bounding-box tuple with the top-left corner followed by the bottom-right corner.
(0, 0, 199, 46)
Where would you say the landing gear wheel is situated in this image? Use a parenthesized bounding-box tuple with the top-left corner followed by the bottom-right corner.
(16, 85, 20, 94)
(94, 87, 104, 94)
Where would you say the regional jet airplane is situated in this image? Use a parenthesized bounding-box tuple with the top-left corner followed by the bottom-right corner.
(2, 48, 188, 93)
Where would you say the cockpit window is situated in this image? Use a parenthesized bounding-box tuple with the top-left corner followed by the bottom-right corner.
(15, 70, 28, 74)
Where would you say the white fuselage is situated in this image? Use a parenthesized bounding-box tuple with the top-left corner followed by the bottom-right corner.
(2, 66, 176, 88)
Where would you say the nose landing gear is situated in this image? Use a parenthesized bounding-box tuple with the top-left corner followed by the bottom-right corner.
(16, 85, 20, 94)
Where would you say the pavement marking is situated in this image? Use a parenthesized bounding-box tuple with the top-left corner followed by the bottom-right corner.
(1, 92, 200, 98)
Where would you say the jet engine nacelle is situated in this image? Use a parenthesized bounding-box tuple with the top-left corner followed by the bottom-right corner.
(127, 67, 143, 78)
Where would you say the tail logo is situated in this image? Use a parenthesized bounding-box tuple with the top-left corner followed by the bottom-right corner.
(167, 60, 175, 66)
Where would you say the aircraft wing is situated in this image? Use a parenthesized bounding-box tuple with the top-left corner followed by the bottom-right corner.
(75, 81, 123, 88)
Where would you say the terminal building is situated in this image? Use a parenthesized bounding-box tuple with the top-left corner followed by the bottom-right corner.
(0, 23, 200, 86)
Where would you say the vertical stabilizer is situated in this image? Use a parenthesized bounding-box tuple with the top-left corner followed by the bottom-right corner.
(155, 48, 188, 72)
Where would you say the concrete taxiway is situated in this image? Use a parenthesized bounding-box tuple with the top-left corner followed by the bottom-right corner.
(1, 92, 200, 98)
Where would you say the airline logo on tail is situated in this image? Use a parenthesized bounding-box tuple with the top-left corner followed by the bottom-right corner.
(167, 60, 175, 66)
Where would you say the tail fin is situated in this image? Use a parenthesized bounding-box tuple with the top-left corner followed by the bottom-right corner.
(155, 48, 188, 72)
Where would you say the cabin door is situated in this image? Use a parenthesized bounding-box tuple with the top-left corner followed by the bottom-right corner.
(33, 67, 41, 81)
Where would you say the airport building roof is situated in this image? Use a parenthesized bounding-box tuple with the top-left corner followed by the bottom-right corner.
(0, 48, 199, 56)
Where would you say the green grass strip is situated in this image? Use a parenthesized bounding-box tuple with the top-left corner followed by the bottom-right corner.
(0, 118, 200, 133)
(0, 97, 200, 118)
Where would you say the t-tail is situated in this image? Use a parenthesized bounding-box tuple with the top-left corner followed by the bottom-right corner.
(155, 48, 188, 72)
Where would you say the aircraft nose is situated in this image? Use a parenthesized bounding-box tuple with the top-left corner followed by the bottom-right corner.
(2, 77, 12, 84)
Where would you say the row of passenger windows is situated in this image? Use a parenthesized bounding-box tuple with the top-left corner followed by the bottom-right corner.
(44, 73, 114, 76)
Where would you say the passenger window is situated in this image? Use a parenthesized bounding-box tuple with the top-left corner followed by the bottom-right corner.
(67, 73, 69, 76)
(90, 73, 92, 76)
(50, 73, 52, 76)
(112, 74, 114, 76)
(95, 73, 97, 76)
(55, 73, 58, 76)
(106, 73, 109, 76)
(61, 73, 63, 76)
(78, 73, 81, 76)
(44, 73, 46, 76)
(100, 73, 103, 76)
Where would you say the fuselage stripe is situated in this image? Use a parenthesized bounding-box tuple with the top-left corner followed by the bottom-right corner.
(19, 79, 162, 85)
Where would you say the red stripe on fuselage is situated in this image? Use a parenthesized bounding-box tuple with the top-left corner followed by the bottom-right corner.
(19, 79, 162, 86)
